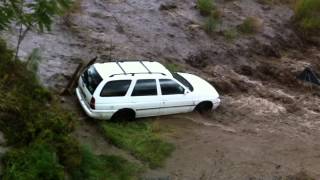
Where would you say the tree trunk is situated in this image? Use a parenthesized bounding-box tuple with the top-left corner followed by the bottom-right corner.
(14, 24, 30, 61)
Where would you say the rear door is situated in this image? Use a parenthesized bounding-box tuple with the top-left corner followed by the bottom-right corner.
(129, 79, 161, 118)
(95, 80, 132, 111)
(159, 79, 195, 115)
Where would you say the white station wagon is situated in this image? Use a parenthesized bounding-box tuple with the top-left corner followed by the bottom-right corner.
(76, 60, 220, 120)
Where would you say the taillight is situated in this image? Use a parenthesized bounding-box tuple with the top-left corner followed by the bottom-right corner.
(90, 97, 95, 109)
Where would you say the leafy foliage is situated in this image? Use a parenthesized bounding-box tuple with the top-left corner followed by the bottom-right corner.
(101, 121, 175, 168)
(0, 0, 72, 31)
(294, 0, 320, 37)
(0, 38, 144, 179)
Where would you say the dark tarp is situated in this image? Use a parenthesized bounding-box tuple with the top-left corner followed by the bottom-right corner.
(297, 67, 320, 86)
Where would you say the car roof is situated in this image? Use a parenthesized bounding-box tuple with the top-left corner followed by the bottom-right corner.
(94, 61, 172, 79)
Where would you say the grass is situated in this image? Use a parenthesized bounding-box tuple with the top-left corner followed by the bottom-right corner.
(197, 0, 214, 16)
(204, 13, 220, 34)
(101, 121, 175, 168)
(223, 28, 239, 41)
(238, 17, 262, 34)
(165, 62, 182, 72)
(2, 143, 64, 180)
(294, 0, 320, 37)
(71, 147, 142, 180)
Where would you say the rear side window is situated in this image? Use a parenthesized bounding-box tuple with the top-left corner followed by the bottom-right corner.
(82, 66, 102, 94)
(131, 79, 157, 96)
(100, 80, 131, 97)
(160, 79, 185, 95)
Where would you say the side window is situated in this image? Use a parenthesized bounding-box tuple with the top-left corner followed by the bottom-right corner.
(160, 79, 185, 95)
(131, 79, 157, 96)
(100, 80, 131, 97)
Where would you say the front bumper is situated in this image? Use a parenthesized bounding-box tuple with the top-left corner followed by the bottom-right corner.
(212, 98, 221, 110)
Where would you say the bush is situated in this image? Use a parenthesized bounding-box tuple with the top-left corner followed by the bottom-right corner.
(294, 0, 320, 37)
(204, 14, 219, 34)
(197, 0, 214, 16)
(2, 143, 64, 180)
(0, 38, 75, 177)
(101, 122, 175, 168)
(238, 17, 263, 34)
(223, 28, 239, 41)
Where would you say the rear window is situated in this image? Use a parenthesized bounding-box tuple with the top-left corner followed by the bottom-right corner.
(131, 79, 157, 96)
(100, 80, 132, 97)
(82, 66, 102, 94)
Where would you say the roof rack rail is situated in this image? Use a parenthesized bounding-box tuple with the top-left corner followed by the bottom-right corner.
(116, 59, 154, 63)
(139, 61, 152, 74)
(109, 72, 166, 77)
(116, 61, 126, 74)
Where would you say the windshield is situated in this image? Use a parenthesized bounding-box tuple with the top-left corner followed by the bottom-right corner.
(173, 73, 194, 92)
(81, 66, 102, 94)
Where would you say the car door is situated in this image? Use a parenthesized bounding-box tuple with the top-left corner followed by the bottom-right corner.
(95, 80, 133, 115)
(129, 79, 161, 118)
(159, 79, 195, 116)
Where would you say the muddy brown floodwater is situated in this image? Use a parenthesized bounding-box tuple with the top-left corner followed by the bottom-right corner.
(2, 0, 320, 179)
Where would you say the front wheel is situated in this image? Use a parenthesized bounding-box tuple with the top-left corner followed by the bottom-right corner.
(195, 102, 213, 115)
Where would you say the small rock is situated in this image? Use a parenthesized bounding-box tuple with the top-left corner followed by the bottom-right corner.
(60, 97, 66, 103)
(188, 24, 201, 30)
(159, 2, 177, 11)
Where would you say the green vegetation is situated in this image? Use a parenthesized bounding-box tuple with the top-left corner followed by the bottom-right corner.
(204, 14, 219, 34)
(0, 38, 144, 179)
(223, 28, 239, 41)
(165, 62, 182, 72)
(294, 0, 320, 37)
(196, 0, 223, 35)
(238, 17, 262, 34)
(197, 0, 215, 16)
(3, 143, 64, 180)
(101, 121, 175, 168)
(71, 147, 142, 180)
(0, 37, 77, 179)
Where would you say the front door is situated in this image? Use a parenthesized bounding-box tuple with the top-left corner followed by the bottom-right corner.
(159, 79, 195, 115)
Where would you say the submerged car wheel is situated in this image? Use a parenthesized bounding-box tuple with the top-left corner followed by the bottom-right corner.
(111, 109, 135, 121)
(195, 101, 213, 115)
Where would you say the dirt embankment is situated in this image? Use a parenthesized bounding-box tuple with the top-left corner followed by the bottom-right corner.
(2, 0, 320, 179)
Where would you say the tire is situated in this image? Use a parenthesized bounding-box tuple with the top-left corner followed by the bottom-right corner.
(111, 109, 135, 121)
(195, 102, 213, 115)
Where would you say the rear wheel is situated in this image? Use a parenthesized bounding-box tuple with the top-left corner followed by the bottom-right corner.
(195, 102, 213, 115)
(111, 109, 135, 121)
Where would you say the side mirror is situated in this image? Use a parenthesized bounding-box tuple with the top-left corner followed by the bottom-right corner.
(184, 89, 189, 95)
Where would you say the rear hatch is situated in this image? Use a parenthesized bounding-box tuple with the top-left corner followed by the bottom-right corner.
(78, 65, 102, 104)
